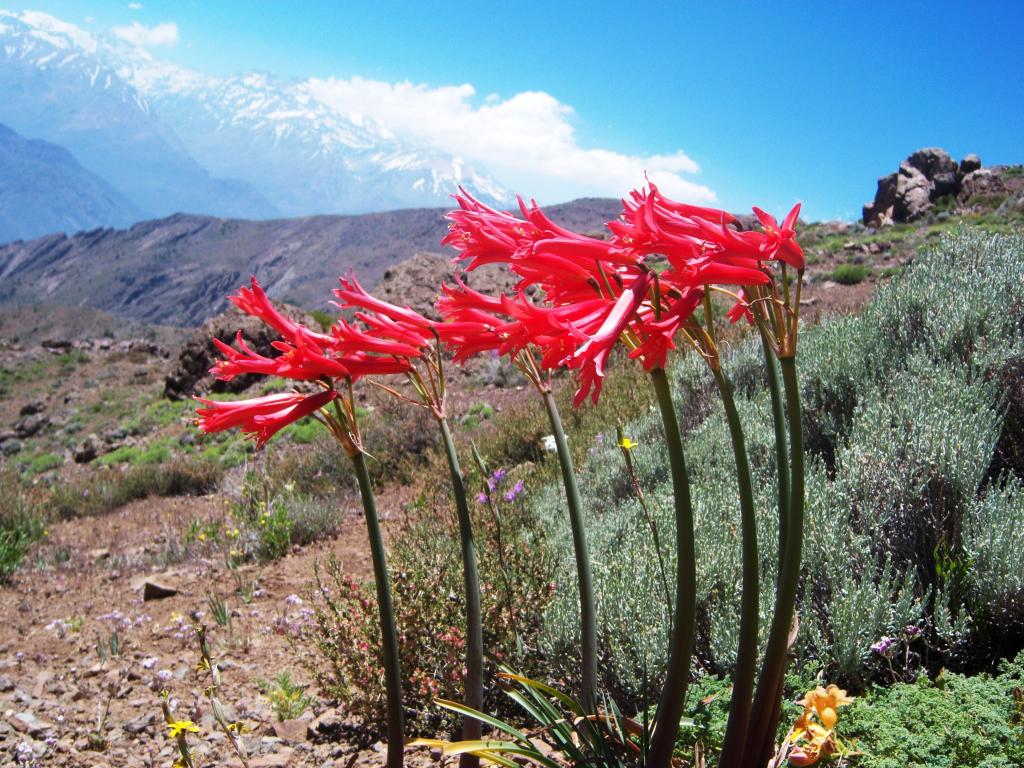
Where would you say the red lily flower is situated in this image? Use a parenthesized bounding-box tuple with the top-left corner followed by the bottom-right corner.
(753, 203, 804, 269)
(229, 277, 334, 346)
(195, 389, 338, 447)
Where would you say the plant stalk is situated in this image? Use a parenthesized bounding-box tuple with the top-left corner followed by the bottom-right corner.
(713, 368, 760, 768)
(541, 389, 598, 712)
(762, 333, 790, 569)
(647, 366, 698, 768)
(350, 450, 405, 768)
(742, 356, 805, 768)
(437, 416, 484, 768)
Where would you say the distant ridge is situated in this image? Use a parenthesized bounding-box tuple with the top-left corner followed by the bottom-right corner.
(0, 198, 621, 328)
(0, 123, 142, 243)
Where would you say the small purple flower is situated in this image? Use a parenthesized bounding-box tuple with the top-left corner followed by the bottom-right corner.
(871, 636, 896, 657)
(595, 433, 605, 446)
(475, 492, 488, 505)
(285, 594, 303, 608)
(503, 480, 525, 502)
(492, 468, 507, 484)
(905, 624, 921, 638)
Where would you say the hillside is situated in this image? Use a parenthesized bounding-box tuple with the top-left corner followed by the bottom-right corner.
(0, 123, 143, 243)
(0, 198, 622, 328)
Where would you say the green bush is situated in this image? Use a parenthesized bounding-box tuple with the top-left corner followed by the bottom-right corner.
(227, 471, 341, 562)
(0, 470, 46, 580)
(298, 466, 555, 732)
(50, 458, 222, 518)
(540, 229, 1024, 701)
(831, 263, 871, 284)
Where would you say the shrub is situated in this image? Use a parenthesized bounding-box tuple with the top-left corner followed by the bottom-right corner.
(831, 263, 871, 284)
(228, 471, 341, 562)
(0, 469, 46, 580)
(298, 474, 555, 732)
(50, 458, 222, 518)
(539, 229, 1024, 700)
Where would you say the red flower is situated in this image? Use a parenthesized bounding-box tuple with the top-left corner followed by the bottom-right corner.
(210, 332, 351, 382)
(334, 275, 434, 333)
(753, 203, 804, 269)
(230, 277, 334, 346)
(726, 289, 755, 325)
(195, 389, 338, 446)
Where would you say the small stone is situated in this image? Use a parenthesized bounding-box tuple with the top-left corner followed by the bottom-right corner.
(142, 580, 178, 601)
(248, 748, 295, 767)
(273, 717, 311, 742)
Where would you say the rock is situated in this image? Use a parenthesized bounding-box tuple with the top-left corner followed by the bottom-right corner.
(930, 171, 958, 201)
(307, 708, 348, 741)
(0, 439, 21, 456)
(41, 339, 72, 351)
(248, 749, 295, 768)
(164, 304, 318, 400)
(273, 717, 311, 742)
(0, 676, 14, 692)
(906, 147, 957, 180)
(73, 434, 101, 463)
(958, 168, 1009, 204)
(14, 413, 49, 438)
(18, 400, 45, 416)
(863, 171, 899, 226)
(959, 153, 982, 177)
(142, 580, 178, 601)
(9, 711, 53, 737)
(893, 163, 932, 221)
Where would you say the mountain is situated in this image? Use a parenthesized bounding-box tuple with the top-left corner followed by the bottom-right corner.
(0, 10, 508, 224)
(124, 66, 511, 216)
(0, 11, 278, 220)
(0, 199, 621, 328)
(0, 122, 142, 242)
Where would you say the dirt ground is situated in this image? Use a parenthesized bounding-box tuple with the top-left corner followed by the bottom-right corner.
(0, 492, 454, 767)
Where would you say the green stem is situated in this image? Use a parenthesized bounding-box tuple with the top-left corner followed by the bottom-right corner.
(742, 356, 804, 768)
(713, 368, 760, 768)
(762, 333, 790, 570)
(541, 390, 598, 712)
(647, 367, 698, 768)
(350, 451, 405, 768)
(437, 416, 484, 768)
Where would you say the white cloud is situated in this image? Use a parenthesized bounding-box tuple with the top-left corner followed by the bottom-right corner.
(306, 77, 715, 204)
(112, 20, 178, 48)
(128, 3, 144, 10)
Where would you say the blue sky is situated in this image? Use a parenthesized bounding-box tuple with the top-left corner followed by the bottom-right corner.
(8, 1, 1024, 220)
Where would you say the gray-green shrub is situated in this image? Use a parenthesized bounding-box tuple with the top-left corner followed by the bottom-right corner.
(540, 228, 1024, 700)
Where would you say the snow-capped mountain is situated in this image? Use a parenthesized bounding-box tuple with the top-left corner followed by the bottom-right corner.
(0, 10, 509, 225)
(0, 10, 278, 220)
(124, 64, 510, 215)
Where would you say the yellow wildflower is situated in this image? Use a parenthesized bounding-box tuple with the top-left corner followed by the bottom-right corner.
(618, 436, 639, 451)
(167, 720, 199, 738)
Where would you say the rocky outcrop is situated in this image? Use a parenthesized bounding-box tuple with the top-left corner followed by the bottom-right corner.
(863, 148, 982, 226)
(163, 304, 319, 400)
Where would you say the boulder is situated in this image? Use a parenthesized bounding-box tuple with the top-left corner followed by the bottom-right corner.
(906, 147, 957, 180)
(73, 434, 101, 464)
(959, 153, 982, 177)
(163, 304, 319, 400)
(893, 163, 932, 221)
(930, 171, 959, 201)
(14, 413, 49, 438)
(863, 172, 899, 227)
(958, 168, 1009, 204)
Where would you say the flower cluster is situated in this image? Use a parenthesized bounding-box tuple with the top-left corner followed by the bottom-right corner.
(439, 185, 803, 405)
(786, 684, 854, 766)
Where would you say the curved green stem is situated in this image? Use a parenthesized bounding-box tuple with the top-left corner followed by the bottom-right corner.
(541, 390, 598, 712)
(762, 333, 790, 571)
(351, 451, 405, 768)
(743, 356, 805, 768)
(713, 368, 760, 768)
(647, 367, 698, 768)
(437, 417, 484, 768)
